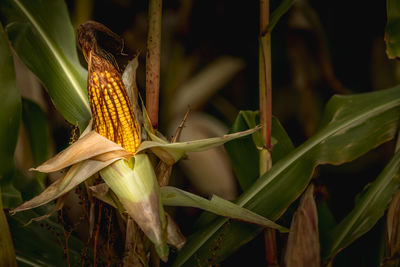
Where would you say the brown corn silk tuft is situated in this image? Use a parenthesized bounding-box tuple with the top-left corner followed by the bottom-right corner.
(78, 21, 141, 154)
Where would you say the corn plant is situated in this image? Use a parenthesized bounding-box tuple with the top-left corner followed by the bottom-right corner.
(1, 0, 400, 266)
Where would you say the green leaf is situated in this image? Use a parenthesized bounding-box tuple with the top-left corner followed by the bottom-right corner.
(22, 98, 49, 185)
(160, 186, 287, 232)
(0, 0, 91, 130)
(22, 99, 49, 167)
(1, 181, 22, 209)
(173, 85, 400, 266)
(323, 150, 400, 261)
(224, 111, 260, 191)
(0, 22, 21, 182)
(11, 169, 43, 205)
(0, 22, 20, 266)
(225, 112, 294, 191)
(385, 0, 400, 59)
(9, 210, 89, 267)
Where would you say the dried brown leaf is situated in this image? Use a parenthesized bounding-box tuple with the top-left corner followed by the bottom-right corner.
(284, 185, 320, 267)
(89, 183, 110, 196)
(89, 183, 117, 208)
(11, 158, 120, 214)
(31, 131, 128, 173)
(156, 161, 173, 187)
(91, 150, 132, 161)
(165, 213, 186, 250)
(383, 191, 400, 265)
(25, 195, 67, 224)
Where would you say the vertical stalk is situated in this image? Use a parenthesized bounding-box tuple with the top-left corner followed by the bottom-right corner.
(264, 229, 279, 266)
(259, 0, 272, 152)
(146, 0, 163, 129)
(259, 0, 273, 176)
(260, 0, 277, 266)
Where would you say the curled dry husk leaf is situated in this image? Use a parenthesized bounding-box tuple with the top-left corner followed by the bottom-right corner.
(32, 131, 130, 173)
(122, 55, 145, 134)
(284, 185, 320, 267)
(122, 55, 139, 110)
(10, 126, 130, 215)
(165, 212, 186, 250)
(24, 195, 67, 225)
(89, 183, 117, 208)
(11, 158, 121, 214)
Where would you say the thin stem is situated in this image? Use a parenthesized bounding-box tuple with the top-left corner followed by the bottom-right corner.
(259, 0, 272, 151)
(156, 108, 190, 187)
(146, 0, 163, 129)
(264, 229, 279, 267)
(260, 0, 277, 266)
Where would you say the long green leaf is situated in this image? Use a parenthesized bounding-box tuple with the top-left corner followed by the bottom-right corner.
(385, 0, 400, 59)
(0, 22, 19, 267)
(224, 111, 261, 191)
(22, 99, 49, 167)
(323, 149, 400, 261)
(0, 0, 90, 130)
(22, 98, 49, 185)
(0, 22, 21, 182)
(1, 181, 22, 209)
(138, 127, 260, 165)
(173, 85, 400, 266)
(160, 186, 287, 232)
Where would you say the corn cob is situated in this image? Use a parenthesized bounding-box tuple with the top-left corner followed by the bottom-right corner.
(87, 52, 140, 154)
(78, 21, 141, 154)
